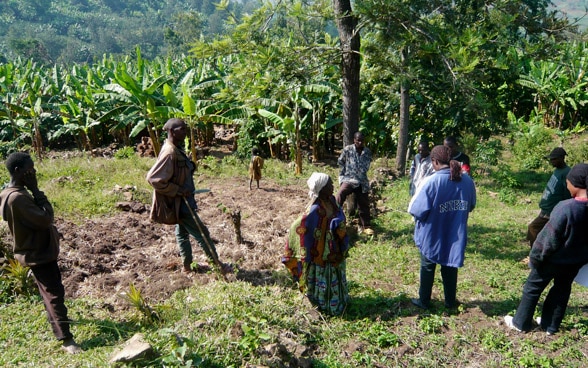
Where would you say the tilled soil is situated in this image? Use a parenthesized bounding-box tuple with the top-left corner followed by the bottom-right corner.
(54, 178, 309, 307)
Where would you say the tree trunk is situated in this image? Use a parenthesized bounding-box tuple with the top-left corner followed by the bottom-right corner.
(189, 125, 198, 170)
(147, 124, 161, 157)
(333, 0, 360, 147)
(396, 49, 410, 176)
(294, 104, 303, 175)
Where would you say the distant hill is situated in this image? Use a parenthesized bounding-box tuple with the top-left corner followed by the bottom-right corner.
(552, 0, 588, 29)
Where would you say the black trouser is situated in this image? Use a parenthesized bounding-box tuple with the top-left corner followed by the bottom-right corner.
(30, 261, 73, 341)
(513, 262, 583, 333)
(336, 183, 371, 227)
(419, 254, 458, 308)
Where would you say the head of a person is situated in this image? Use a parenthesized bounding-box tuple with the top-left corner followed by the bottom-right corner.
(545, 147, 567, 168)
(353, 132, 365, 150)
(566, 163, 588, 197)
(443, 136, 458, 156)
(163, 118, 187, 144)
(307, 172, 333, 201)
(5, 152, 34, 178)
(252, 147, 260, 156)
(417, 141, 430, 158)
(430, 145, 462, 181)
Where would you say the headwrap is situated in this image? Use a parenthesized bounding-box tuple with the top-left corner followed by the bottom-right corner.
(307, 172, 330, 201)
(567, 163, 588, 189)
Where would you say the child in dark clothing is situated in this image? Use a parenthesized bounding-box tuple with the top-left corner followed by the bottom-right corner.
(504, 163, 588, 335)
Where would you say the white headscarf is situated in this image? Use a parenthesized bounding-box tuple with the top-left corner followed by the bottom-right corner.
(307, 172, 330, 202)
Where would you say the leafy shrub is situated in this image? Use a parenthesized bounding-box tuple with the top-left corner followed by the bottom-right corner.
(238, 317, 271, 357)
(473, 138, 503, 175)
(418, 315, 445, 334)
(0, 141, 21, 159)
(2, 258, 35, 297)
(236, 119, 265, 159)
(122, 283, 160, 323)
(491, 168, 521, 189)
(565, 138, 588, 166)
(0, 276, 14, 303)
(510, 118, 556, 170)
(114, 146, 135, 159)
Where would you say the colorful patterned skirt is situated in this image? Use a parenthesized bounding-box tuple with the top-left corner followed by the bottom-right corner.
(305, 261, 349, 315)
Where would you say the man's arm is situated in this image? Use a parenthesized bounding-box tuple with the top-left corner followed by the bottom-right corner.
(529, 204, 566, 267)
(146, 154, 180, 197)
(11, 194, 54, 230)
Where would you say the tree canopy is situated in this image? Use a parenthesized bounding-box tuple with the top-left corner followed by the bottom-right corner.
(1, 0, 587, 174)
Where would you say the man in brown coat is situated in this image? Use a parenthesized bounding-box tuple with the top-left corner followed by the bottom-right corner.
(146, 118, 229, 274)
(0, 152, 82, 354)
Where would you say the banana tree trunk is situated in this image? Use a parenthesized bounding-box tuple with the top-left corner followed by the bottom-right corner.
(189, 125, 198, 171)
(147, 124, 161, 157)
(295, 109, 302, 175)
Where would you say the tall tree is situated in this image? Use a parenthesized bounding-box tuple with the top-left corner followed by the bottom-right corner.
(333, 0, 360, 147)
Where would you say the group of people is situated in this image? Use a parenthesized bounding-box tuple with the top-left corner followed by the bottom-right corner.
(1, 120, 586, 355)
(505, 148, 588, 335)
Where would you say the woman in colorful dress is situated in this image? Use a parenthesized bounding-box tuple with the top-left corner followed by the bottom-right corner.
(282, 172, 350, 315)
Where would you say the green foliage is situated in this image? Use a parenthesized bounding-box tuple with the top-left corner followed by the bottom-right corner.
(473, 138, 503, 175)
(418, 315, 445, 334)
(509, 115, 556, 170)
(113, 146, 136, 159)
(122, 283, 160, 324)
(0, 0, 255, 63)
(480, 329, 512, 352)
(238, 317, 272, 357)
(518, 351, 557, 368)
(2, 258, 35, 297)
(0, 277, 13, 304)
(364, 323, 401, 348)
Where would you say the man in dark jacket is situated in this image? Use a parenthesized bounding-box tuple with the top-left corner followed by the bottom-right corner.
(0, 152, 82, 354)
(146, 118, 230, 274)
(505, 163, 588, 335)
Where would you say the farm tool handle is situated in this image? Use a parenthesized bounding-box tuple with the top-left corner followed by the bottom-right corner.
(182, 197, 221, 267)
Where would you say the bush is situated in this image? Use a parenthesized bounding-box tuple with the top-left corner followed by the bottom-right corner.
(114, 146, 135, 159)
(510, 120, 555, 170)
(473, 138, 503, 175)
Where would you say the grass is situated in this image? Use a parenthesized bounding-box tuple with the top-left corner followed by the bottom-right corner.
(0, 146, 587, 367)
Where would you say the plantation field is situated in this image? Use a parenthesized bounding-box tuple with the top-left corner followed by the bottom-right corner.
(0, 143, 587, 367)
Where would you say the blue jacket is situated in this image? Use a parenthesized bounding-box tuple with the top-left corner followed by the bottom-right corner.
(408, 169, 476, 267)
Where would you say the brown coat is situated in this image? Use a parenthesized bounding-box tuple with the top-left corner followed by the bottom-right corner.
(146, 141, 190, 224)
(0, 187, 59, 266)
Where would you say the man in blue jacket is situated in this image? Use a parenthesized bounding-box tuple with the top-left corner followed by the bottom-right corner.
(408, 145, 476, 309)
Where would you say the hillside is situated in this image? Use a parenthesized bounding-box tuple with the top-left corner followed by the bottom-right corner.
(552, 0, 588, 29)
(0, 0, 260, 63)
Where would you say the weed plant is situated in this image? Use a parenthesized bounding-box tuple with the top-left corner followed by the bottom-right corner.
(0, 139, 587, 367)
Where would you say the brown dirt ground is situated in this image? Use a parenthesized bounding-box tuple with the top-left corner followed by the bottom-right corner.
(55, 177, 310, 307)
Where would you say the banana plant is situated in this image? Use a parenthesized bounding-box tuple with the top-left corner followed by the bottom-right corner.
(96, 47, 176, 156)
(180, 78, 251, 165)
(2, 58, 59, 159)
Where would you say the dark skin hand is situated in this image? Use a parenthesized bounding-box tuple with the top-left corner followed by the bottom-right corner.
(11, 159, 40, 193)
